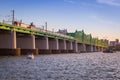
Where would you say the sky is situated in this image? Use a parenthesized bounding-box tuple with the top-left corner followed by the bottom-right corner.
(0, 0, 120, 41)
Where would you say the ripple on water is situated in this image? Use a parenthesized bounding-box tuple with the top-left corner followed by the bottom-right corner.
(0, 52, 120, 80)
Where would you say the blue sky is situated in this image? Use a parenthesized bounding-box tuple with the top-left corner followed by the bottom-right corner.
(0, 0, 120, 41)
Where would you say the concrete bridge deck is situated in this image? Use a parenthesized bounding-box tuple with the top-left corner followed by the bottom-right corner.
(0, 22, 108, 56)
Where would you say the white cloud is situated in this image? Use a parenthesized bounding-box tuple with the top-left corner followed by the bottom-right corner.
(90, 14, 120, 26)
(97, 0, 120, 6)
(64, 0, 75, 4)
(81, 2, 103, 8)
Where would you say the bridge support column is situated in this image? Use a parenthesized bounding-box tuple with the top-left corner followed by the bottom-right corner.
(59, 39, 64, 50)
(70, 41, 73, 50)
(46, 37, 49, 49)
(0, 30, 16, 48)
(66, 41, 74, 53)
(93, 46, 97, 52)
(77, 43, 81, 53)
(83, 44, 86, 52)
(91, 45, 94, 52)
(86, 45, 93, 52)
(11, 31, 21, 56)
(17, 34, 37, 55)
(66, 41, 70, 50)
(101, 47, 104, 51)
(56, 39, 59, 50)
(77, 43, 86, 53)
(11, 31, 16, 49)
(60, 40, 67, 53)
(98, 47, 101, 52)
(64, 40, 67, 50)
(31, 35, 38, 55)
(96, 46, 100, 52)
(72, 42, 78, 53)
(0, 30, 21, 56)
(31, 35, 35, 49)
(36, 36, 49, 49)
(49, 38, 59, 49)
(49, 38, 60, 53)
(36, 36, 51, 54)
(17, 34, 36, 49)
(58, 39, 66, 53)
(75, 42, 78, 53)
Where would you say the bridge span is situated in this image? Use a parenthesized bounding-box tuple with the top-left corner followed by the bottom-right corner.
(0, 22, 108, 56)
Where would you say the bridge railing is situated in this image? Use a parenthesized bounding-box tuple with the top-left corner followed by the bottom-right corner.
(0, 22, 74, 40)
(31, 27, 74, 39)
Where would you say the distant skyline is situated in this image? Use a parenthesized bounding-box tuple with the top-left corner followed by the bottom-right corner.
(0, 0, 120, 41)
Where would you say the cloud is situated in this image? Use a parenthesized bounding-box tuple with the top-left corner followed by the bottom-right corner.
(90, 14, 120, 27)
(97, 0, 120, 6)
(81, 2, 103, 8)
(64, 0, 75, 4)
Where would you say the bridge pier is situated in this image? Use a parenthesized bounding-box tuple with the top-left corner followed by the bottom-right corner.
(86, 44, 94, 52)
(75, 42, 78, 53)
(59, 39, 65, 49)
(69, 41, 74, 53)
(17, 33, 38, 55)
(99, 47, 103, 51)
(98, 46, 101, 52)
(72, 42, 78, 53)
(0, 26, 108, 56)
(93, 46, 97, 52)
(0, 30, 20, 56)
(37, 36, 49, 49)
(70, 41, 73, 50)
(60, 40, 68, 53)
(77, 43, 86, 53)
(12, 31, 21, 56)
(58, 39, 66, 53)
(66, 41, 74, 53)
(0, 30, 14, 48)
(95, 46, 101, 52)
(36, 36, 51, 54)
(49, 38, 60, 53)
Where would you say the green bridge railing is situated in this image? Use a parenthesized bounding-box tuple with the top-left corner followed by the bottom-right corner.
(0, 22, 108, 48)
(67, 30, 108, 48)
(0, 22, 75, 41)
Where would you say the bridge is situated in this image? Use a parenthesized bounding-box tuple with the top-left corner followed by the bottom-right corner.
(0, 22, 108, 56)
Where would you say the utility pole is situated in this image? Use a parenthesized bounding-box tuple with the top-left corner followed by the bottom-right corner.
(12, 10, 15, 25)
(45, 22, 47, 31)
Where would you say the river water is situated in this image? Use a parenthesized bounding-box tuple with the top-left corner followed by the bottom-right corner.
(0, 52, 120, 80)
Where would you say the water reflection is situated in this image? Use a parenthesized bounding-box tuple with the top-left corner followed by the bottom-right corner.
(0, 52, 120, 80)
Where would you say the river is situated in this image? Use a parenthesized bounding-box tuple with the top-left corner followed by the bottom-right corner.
(0, 52, 120, 80)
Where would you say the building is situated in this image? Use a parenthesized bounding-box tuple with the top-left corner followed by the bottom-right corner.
(57, 29, 67, 35)
(109, 39, 120, 51)
(109, 39, 119, 47)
